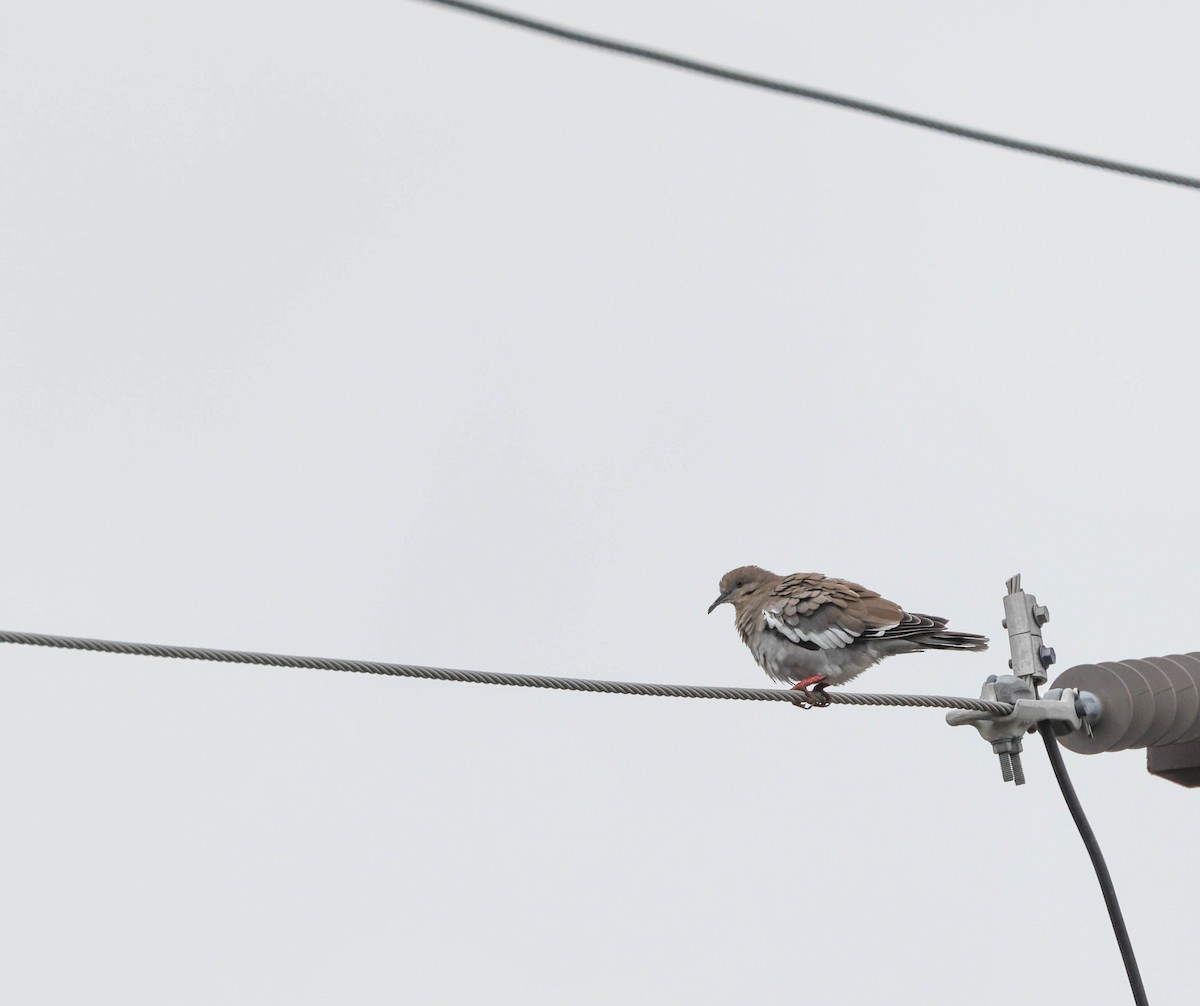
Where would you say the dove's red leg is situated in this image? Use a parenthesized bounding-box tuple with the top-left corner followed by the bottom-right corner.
(790, 674, 827, 691)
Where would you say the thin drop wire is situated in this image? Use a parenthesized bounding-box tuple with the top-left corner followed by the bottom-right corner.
(1039, 723, 1149, 1006)
(0, 629, 1011, 714)
(414, 0, 1200, 191)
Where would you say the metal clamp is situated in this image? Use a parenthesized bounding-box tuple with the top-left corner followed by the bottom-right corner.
(1002, 573, 1055, 686)
(947, 675, 1100, 784)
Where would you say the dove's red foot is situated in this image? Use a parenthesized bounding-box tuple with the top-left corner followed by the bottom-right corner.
(789, 675, 830, 708)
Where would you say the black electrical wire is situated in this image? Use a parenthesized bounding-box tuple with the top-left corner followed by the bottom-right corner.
(412, 0, 1200, 191)
(1039, 723, 1149, 1006)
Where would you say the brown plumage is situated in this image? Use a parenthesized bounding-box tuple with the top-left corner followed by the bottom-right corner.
(708, 565, 988, 690)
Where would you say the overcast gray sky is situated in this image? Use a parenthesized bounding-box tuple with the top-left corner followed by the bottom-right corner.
(4, 1, 1200, 1003)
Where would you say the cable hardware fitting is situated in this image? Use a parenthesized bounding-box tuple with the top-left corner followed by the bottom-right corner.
(948, 675, 1100, 785)
(950, 575, 1102, 784)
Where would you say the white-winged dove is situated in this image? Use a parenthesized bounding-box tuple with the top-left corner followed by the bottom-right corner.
(708, 566, 988, 695)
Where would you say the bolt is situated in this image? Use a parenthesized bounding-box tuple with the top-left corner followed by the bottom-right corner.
(1038, 644, 1057, 668)
(1001, 618, 1008, 629)
(1075, 691, 1102, 729)
(1032, 604, 1050, 626)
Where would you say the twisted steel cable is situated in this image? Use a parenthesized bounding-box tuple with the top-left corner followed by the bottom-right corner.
(0, 630, 1011, 713)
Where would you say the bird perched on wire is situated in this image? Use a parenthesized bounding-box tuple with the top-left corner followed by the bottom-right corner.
(708, 566, 988, 700)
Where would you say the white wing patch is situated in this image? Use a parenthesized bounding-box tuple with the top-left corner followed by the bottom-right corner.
(763, 609, 858, 650)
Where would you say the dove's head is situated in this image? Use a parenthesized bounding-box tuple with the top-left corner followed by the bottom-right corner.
(708, 565, 772, 614)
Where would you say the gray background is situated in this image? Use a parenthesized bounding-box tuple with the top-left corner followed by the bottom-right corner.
(3, 1, 1199, 1002)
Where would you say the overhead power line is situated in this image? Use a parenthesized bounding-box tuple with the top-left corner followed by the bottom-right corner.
(414, 0, 1200, 191)
(5, 575, 1149, 1005)
(0, 629, 1011, 713)
(1039, 724, 1149, 1006)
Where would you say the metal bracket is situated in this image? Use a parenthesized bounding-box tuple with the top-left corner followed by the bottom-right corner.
(1002, 573, 1055, 686)
(947, 675, 1100, 784)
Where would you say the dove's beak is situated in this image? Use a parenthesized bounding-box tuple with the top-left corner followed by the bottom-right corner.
(707, 592, 730, 615)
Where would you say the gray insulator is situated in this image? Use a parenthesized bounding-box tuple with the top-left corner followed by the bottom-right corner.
(1051, 654, 1200, 753)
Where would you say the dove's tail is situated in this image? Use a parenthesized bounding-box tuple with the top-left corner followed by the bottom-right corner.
(909, 615, 989, 653)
